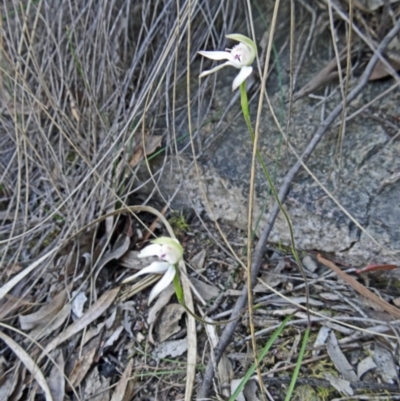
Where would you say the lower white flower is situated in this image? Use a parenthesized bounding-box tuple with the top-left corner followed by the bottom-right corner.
(123, 261, 176, 304)
(122, 237, 183, 304)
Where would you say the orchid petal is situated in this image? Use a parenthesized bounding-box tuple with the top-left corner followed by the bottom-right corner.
(198, 50, 233, 61)
(199, 61, 233, 78)
(232, 66, 253, 91)
(148, 264, 176, 304)
(122, 261, 171, 284)
(137, 243, 162, 259)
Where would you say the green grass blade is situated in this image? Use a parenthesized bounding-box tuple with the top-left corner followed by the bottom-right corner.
(284, 326, 310, 401)
(229, 314, 292, 401)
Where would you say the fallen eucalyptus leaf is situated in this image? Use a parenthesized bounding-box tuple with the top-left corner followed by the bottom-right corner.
(152, 338, 187, 359)
(0, 330, 53, 401)
(40, 287, 120, 361)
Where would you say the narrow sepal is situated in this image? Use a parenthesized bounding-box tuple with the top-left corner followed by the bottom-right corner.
(148, 265, 176, 304)
(122, 261, 170, 284)
(232, 66, 253, 91)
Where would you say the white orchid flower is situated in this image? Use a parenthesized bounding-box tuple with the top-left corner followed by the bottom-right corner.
(198, 33, 257, 91)
(122, 237, 183, 304)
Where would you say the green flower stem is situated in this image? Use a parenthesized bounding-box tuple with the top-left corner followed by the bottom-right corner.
(174, 267, 247, 326)
(173, 268, 184, 304)
(239, 82, 306, 304)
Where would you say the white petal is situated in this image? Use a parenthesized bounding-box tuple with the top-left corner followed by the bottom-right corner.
(199, 61, 233, 79)
(232, 66, 253, 91)
(122, 261, 170, 284)
(198, 50, 233, 61)
(148, 265, 176, 304)
(137, 243, 162, 259)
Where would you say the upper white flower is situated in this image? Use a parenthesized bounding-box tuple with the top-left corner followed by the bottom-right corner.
(198, 33, 257, 91)
(122, 237, 183, 304)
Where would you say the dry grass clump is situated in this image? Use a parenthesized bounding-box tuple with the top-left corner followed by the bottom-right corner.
(0, 0, 235, 270)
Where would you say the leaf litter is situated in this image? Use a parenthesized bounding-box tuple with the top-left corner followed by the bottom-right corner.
(2, 208, 400, 400)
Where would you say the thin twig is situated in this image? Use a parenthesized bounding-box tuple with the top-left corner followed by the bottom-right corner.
(260, 376, 400, 392)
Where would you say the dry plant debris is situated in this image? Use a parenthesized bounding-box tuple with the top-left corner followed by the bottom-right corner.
(1, 0, 400, 400)
(1, 212, 400, 399)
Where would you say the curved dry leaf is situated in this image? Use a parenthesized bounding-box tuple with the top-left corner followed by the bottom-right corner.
(313, 326, 331, 357)
(324, 373, 353, 396)
(243, 379, 261, 401)
(189, 249, 207, 270)
(357, 356, 377, 379)
(152, 338, 188, 359)
(147, 284, 175, 344)
(104, 326, 124, 348)
(119, 251, 148, 270)
(0, 331, 53, 401)
(19, 287, 69, 331)
(110, 359, 133, 401)
(156, 303, 185, 342)
(0, 281, 32, 320)
(29, 304, 71, 341)
(40, 287, 120, 361)
(369, 55, 400, 81)
(326, 331, 357, 382)
(47, 351, 65, 401)
(230, 379, 246, 401)
(373, 343, 398, 383)
(68, 346, 97, 389)
(203, 313, 233, 399)
(0, 248, 59, 300)
(190, 277, 219, 302)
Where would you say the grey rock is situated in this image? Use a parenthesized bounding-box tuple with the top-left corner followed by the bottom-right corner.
(142, 17, 400, 267)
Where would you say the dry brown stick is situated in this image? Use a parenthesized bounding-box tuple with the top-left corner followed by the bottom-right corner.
(198, 17, 400, 400)
(261, 376, 399, 392)
(317, 254, 400, 319)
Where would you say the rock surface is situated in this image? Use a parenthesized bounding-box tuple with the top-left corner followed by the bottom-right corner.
(143, 20, 400, 267)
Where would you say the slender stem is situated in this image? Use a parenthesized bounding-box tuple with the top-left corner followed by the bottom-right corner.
(240, 82, 309, 323)
(241, 78, 309, 401)
(173, 269, 184, 303)
(240, 81, 266, 401)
